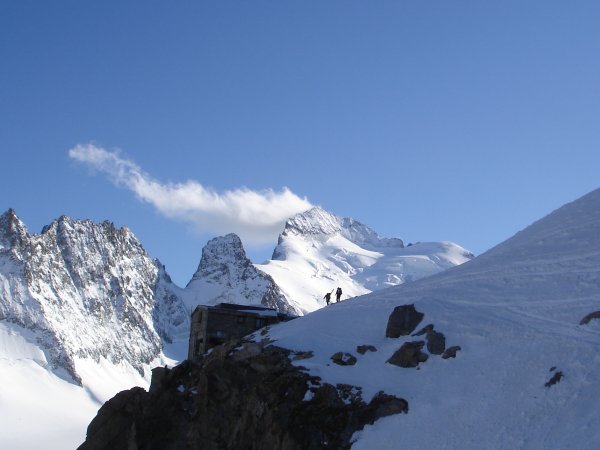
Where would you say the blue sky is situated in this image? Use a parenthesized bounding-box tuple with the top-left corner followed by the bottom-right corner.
(1, 1, 599, 286)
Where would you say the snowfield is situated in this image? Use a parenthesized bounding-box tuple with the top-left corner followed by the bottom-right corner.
(259, 189, 600, 449)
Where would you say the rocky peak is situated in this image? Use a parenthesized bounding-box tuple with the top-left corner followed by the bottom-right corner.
(189, 233, 250, 285)
(186, 234, 298, 315)
(0, 212, 188, 382)
(0, 208, 29, 252)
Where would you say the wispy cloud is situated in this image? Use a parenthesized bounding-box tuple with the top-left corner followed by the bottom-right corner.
(68, 144, 313, 244)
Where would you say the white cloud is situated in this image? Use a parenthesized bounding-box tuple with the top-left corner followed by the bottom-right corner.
(68, 144, 313, 244)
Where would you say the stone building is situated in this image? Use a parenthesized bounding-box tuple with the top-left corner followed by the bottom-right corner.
(188, 303, 294, 359)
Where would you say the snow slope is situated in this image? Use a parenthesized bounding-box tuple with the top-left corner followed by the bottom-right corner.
(259, 190, 600, 449)
(257, 207, 473, 313)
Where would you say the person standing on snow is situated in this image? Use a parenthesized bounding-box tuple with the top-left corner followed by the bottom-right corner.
(335, 287, 342, 303)
(324, 291, 332, 305)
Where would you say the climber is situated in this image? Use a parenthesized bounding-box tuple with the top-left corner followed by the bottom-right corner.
(324, 291, 332, 306)
(335, 287, 342, 303)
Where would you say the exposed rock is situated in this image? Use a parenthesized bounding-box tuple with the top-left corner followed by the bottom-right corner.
(580, 311, 600, 325)
(387, 341, 428, 368)
(356, 345, 377, 355)
(78, 341, 408, 450)
(385, 304, 424, 338)
(426, 331, 446, 355)
(336, 383, 363, 404)
(545, 371, 564, 388)
(331, 352, 358, 366)
(412, 324, 434, 337)
(292, 350, 314, 361)
(442, 346, 461, 359)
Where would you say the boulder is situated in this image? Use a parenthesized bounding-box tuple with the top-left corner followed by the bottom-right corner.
(441, 346, 461, 359)
(331, 352, 358, 366)
(545, 370, 564, 388)
(356, 345, 377, 355)
(385, 304, 425, 338)
(426, 331, 446, 355)
(387, 341, 428, 368)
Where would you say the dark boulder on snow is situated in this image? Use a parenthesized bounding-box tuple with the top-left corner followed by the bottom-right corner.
(441, 346, 461, 359)
(580, 311, 600, 325)
(78, 340, 408, 450)
(385, 304, 424, 338)
(545, 370, 564, 388)
(331, 352, 358, 366)
(356, 345, 377, 355)
(387, 341, 429, 368)
(426, 330, 446, 355)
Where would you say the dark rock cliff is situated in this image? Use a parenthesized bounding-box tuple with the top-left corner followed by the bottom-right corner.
(78, 340, 408, 450)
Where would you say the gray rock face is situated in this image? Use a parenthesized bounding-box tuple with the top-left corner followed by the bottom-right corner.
(78, 340, 408, 450)
(0, 210, 188, 382)
(385, 304, 425, 338)
(186, 234, 299, 315)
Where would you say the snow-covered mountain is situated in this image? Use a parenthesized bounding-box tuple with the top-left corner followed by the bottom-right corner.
(257, 207, 473, 313)
(0, 209, 189, 448)
(0, 206, 471, 448)
(78, 187, 600, 450)
(0, 209, 188, 381)
(184, 233, 299, 315)
(255, 189, 600, 449)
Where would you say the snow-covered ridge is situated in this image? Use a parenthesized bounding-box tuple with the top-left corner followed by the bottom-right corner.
(259, 207, 473, 313)
(276, 207, 404, 257)
(0, 209, 188, 383)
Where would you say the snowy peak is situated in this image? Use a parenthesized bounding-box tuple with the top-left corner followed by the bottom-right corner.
(0, 208, 28, 252)
(279, 207, 403, 253)
(282, 207, 345, 237)
(259, 206, 471, 312)
(185, 234, 298, 315)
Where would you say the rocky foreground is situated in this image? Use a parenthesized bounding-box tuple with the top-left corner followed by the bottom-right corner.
(78, 338, 408, 450)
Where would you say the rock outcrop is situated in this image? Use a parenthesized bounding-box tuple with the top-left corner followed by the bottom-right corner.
(385, 304, 424, 338)
(387, 341, 429, 368)
(78, 340, 408, 450)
